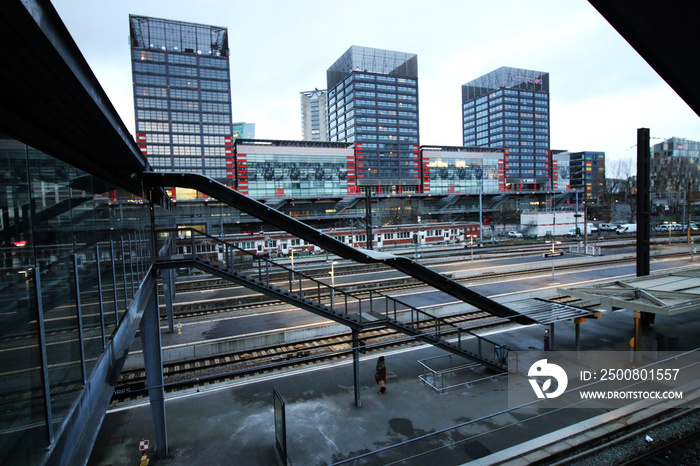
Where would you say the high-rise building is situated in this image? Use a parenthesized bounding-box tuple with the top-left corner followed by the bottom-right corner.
(462, 67, 550, 191)
(327, 46, 420, 195)
(559, 151, 605, 201)
(129, 15, 234, 183)
(300, 89, 328, 141)
(232, 122, 255, 139)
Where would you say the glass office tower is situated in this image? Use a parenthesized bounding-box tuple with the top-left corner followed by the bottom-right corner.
(327, 46, 420, 195)
(462, 67, 550, 191)
(300, 89, 328, 141)
(129, 15, 234, 183)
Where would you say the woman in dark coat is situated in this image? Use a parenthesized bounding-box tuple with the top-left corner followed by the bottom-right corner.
(375, 356, 387, 394)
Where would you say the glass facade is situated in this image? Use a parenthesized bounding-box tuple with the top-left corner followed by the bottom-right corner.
(327, 46, 420, 191)
(462, 67, 550, 189)
(234, 141, 353, 198)
(232, 122, 255, 140)
(129, 15, 233, 183)
(652, 137, 700, 160)
(421, 148, 503, 195)
(0, 134, 152, 465)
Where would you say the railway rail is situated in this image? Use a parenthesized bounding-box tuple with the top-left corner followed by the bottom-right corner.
(163, 248, 688, 320)
(113, 310, 512, 403)
(551, 407, 700, 465)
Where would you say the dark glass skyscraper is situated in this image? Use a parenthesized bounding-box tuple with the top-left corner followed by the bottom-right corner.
(129, 15, 234, 183)
(462, 67, 550, 191)
(327, 46, 420, 195)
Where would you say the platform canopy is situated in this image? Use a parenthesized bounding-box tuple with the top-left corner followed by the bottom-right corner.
(558, 268, 700, 316)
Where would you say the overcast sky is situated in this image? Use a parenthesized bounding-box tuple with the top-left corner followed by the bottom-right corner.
(51, 0, 700, 165)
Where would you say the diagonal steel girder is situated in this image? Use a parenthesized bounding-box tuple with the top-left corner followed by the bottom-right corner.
(145, 172, 535, 326)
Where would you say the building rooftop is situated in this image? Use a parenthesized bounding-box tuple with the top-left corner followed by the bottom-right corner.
(327, 45, 418, 89)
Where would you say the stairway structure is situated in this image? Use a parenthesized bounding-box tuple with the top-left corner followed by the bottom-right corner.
(145, 172, 533, 326)
(156, 227, 510, 371)
(145, 172, 540, 373)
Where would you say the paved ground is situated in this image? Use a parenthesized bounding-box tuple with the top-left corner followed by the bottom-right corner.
(88, 297, 700, 466)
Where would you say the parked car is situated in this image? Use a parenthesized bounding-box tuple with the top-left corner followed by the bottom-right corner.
(566, 223, 598, 236)
(655, 223, 671, 232)
(507, 231, 523, 238)
(598, 223, 618, 231)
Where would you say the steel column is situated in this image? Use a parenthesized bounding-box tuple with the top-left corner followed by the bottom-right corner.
(163, 268, 175, 333)
(96, 245, 106, 349)
(352, 329, 362, 408)
(110, 240, 119, 324)
(637, 128, 651, 277)
(140, 280, 168, 457)
(73, 255, 87, 385)
(34, 268, 54, 445)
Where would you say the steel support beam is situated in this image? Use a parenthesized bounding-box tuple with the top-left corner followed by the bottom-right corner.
(163, 268, 175, 333)
(140, 280, 168, 458)
(637, 128, 651, 277)
(352, 330, 362, 408)
(42, 271, 157, 466)
(144, 172, 534, 325)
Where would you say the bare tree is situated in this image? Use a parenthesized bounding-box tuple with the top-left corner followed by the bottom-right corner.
(605, 158, 637, 222)
(652, 155, 700, 227)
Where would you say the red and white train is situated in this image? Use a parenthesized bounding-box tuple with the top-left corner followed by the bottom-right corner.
(177, 222, 480, 259)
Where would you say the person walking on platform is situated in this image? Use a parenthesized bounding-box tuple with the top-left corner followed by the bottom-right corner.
(375, 356, 387, 394)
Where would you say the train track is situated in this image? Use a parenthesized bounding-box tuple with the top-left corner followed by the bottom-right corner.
(550, 407, 700, 465)
(165, 241, 597, 293)
(113, 311, 510, 402)
(164, 247, 685, 320)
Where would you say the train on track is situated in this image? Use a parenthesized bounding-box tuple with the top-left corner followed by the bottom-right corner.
(175, 222, 480, 259)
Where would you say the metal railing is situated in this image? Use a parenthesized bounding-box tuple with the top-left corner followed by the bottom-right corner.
(368, 289, 509, 369)
(156, 228, 372, 323)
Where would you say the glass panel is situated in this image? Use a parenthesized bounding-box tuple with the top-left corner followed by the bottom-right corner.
(0, 139, 48, 465)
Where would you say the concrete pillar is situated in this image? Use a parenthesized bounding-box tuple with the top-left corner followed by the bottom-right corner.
(140, 283, 168, 457)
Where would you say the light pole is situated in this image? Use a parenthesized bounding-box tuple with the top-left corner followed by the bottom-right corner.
(329, 261, 338, 311)
(546, 240, 562, 277)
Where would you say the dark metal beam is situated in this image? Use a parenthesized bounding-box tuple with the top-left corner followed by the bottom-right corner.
(637, 128, 651, 277)
(0, 1, 149, 196)
(42, 271, 157, 466)
(145, 172, 534, 325)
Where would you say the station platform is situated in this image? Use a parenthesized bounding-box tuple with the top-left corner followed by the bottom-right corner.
(88, 295, 700, 466)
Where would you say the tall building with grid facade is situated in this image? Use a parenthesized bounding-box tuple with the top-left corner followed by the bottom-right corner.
(300, 89, 328, 141)
(129, 15, 233, 183)
(462, 67, 550, 191)
(327, 46, 420, 195)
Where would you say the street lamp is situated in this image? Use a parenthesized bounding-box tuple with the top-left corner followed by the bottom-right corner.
(545, 240, 562, 277)
(329, 261, 338, 311)
(468, 235, 476, 262)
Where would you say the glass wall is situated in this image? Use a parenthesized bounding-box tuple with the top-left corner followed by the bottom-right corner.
(422, 150, 502, 195)
(236, 144, 352, 198)
(0, 135, 153, 465)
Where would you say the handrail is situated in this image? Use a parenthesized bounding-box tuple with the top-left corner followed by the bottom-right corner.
(144, 172, 534, 325)
(160, 226, 507, 369)
(157, 227, 371, 322)
(371, 289, 507, 367)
